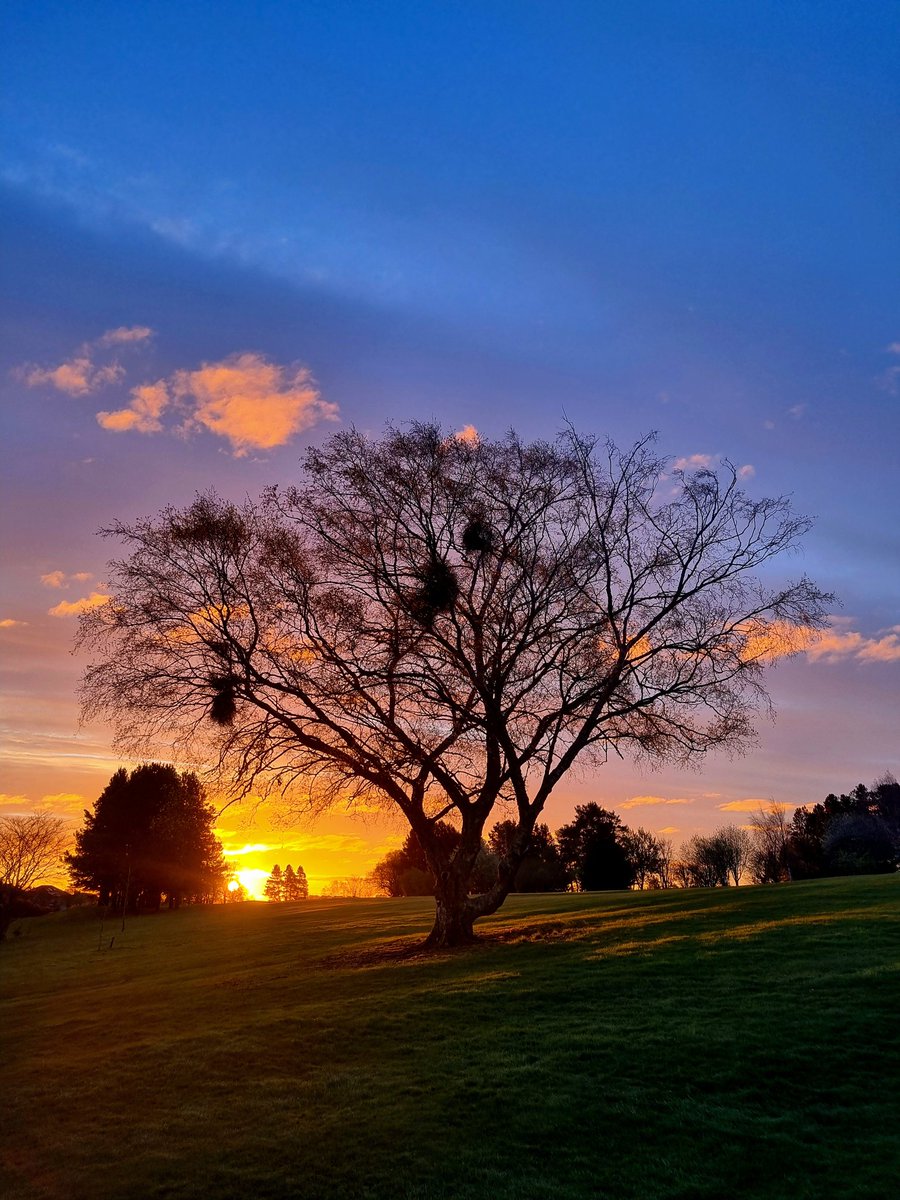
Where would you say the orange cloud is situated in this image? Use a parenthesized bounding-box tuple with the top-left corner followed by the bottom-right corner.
(455, 424, 480, 445)
(97, 380, 170, 433)
(619, 795, 695, 809)
(740, 619, 820, 663)
(0, 618, 27, 628)
(48, 592, 110, 618)
(718, 799, 790, 813)
(173, 353, 337, 455)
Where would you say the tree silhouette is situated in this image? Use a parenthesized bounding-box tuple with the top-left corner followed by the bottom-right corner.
(557, 804, 634, 890)
(488, 820, 568, 892)
(77, 424, 828, 945)
(264, 863, 284, 902)
(0, 812, 70, 891)
(66, 765, 227, 910)
(293, 864, 309, 900)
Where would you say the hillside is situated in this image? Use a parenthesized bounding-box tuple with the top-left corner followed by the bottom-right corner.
(1, 877, 898, 1200)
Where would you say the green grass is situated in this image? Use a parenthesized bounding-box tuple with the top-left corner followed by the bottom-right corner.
(2, 877, 899, 1200)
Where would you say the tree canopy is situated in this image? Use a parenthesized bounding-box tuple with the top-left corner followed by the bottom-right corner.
(556, 804, 635, 891)
(66, 764, 228, 910)
(78, 424, 828, 944)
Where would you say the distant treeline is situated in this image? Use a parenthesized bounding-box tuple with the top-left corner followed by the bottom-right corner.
(369, 774, 900, 896)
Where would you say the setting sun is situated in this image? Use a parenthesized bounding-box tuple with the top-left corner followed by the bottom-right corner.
(235, 868, 269, 900)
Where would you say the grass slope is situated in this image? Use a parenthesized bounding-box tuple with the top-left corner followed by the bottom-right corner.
(2, 877, 898, 1200)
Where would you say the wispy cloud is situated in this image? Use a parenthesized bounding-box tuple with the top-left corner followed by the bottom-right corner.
(0, 618, 27, 628)
(619, 795, 695, 809)
(737, 464, 755, 480)
(0, 793, 31, 815)
(40, 570, 92, 589)
(48, 592, 110, 618)
(17, 326, 152, 396)
(806, 626, 900, 664)
(292, 834, 369, 854)
(787, 403, 807, 419)
(740, 617, 900, 666)
(222, 842, 277, 857)
(718, 799, 789, 813)
(41, 793, 86, 816)
(21, 356, 123, 396)
(96, 326, 153, 347)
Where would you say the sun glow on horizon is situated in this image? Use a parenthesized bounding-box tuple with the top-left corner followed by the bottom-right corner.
(235, 867, 270, 900)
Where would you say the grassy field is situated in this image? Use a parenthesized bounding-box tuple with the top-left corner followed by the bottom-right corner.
(1, 877, 898, 1200)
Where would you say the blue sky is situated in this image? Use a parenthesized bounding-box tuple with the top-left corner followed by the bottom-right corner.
(1, 1, 898, 884)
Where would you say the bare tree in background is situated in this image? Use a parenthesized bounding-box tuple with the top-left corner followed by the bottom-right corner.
(0, 812, 70, 891)
(719, 825, 754, 886)
(621, 827, 664, 890)
(654, 837, 675, 889)
(78, 424, 828, 946)
(750, 804, 794, 882)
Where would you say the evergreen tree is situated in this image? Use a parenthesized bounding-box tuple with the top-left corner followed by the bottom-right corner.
(264, 863, 284, 902)
(66, 764, 227, 910)
(282, 864, 309, 900)
(556, 804, 634, 891)
(294, 864, 309, 900)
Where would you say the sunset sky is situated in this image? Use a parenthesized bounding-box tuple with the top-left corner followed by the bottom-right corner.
(1, 2, 898, 896)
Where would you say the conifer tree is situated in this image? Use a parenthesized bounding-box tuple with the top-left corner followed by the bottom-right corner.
(294, 864, 309, 900)
(283, 864, 297, 900)
(264, 863, 284, 902)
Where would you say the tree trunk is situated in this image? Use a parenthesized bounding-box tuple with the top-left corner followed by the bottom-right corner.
(422, 841, 525, 948)
(424, 893, 477, 948)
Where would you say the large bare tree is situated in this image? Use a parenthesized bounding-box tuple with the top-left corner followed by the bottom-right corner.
(0, 812, 70, 891)
(78, 425, 828, 945)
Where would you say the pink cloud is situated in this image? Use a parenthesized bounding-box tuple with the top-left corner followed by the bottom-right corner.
(40, 570, 94, 589)
(806, 626, 900, 664)
(95, 326, 153, 347)
(17, 325, 152, 397)
(674, 453, 713, 471)
(22, 357, 123, 396)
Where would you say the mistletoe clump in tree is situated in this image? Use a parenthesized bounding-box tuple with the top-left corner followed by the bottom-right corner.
(78, 424, 829, 946)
